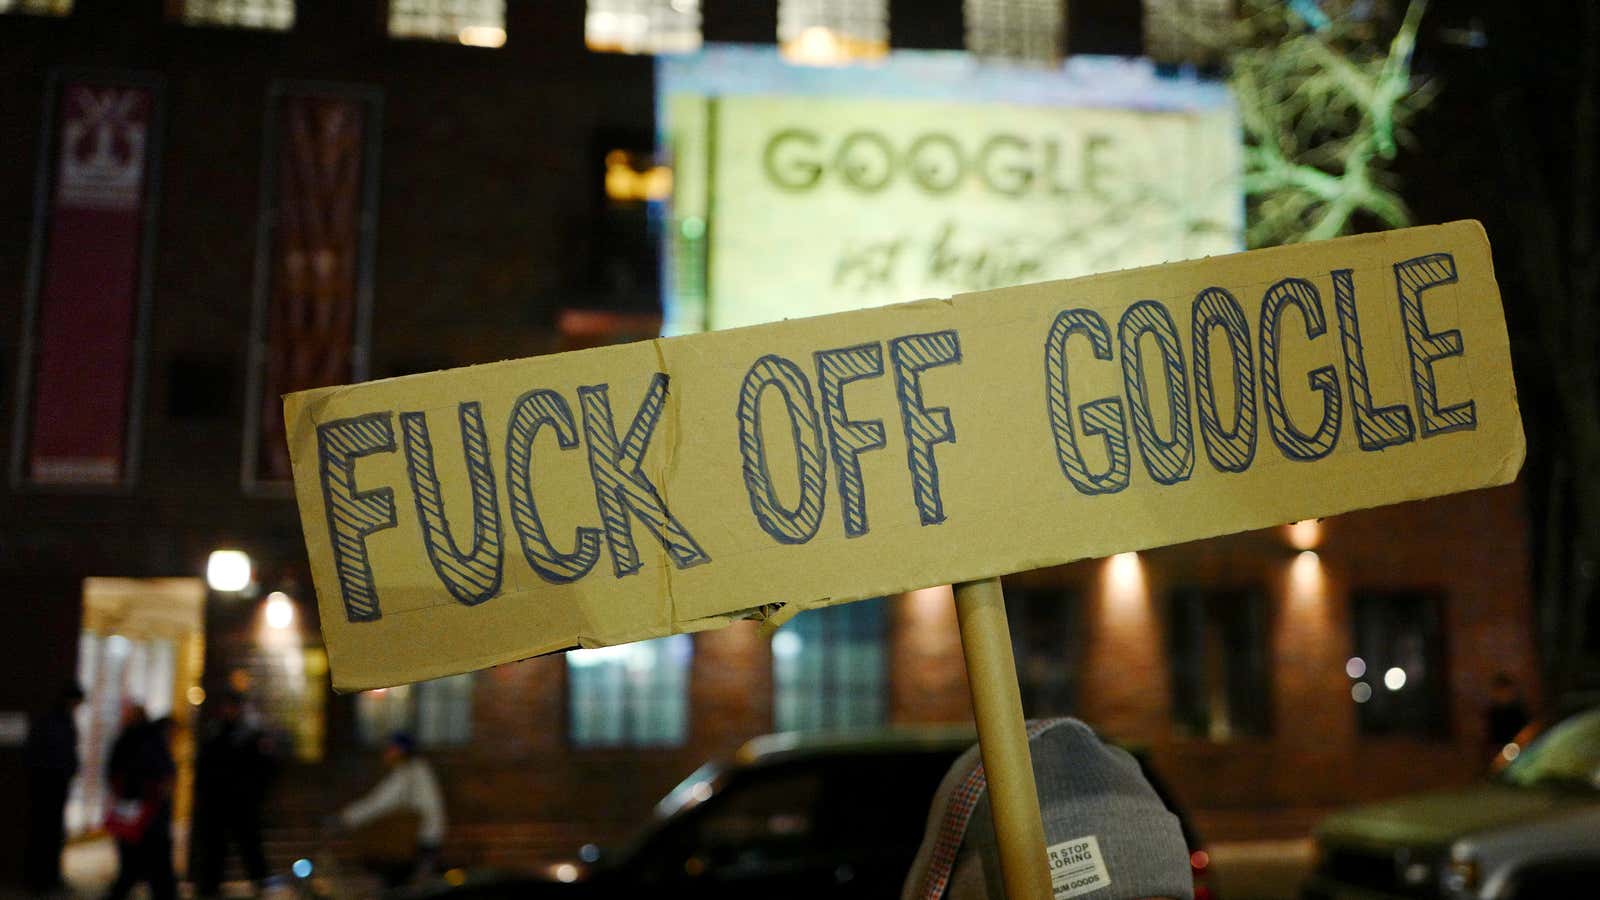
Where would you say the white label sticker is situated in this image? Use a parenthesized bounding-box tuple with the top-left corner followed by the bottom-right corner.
(1047, 834, 1112, 899)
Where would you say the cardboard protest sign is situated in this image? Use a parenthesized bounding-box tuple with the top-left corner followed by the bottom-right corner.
(286, 221, 1522, 691)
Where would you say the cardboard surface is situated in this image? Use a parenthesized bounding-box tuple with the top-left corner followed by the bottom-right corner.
(286, 222, 1523, 691)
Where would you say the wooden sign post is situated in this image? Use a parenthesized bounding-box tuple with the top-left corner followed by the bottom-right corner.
(956, 577, 1053, 898)
(284, 221, 1522, 895)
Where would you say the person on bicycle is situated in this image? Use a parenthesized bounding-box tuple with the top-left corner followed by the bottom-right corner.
(333, 732, 446, 887)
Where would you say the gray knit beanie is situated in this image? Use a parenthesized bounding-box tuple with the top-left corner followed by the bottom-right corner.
(902, 718, 1193, 900)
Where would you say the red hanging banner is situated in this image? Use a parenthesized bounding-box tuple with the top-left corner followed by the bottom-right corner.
(245, 84, 380, 489)
(14, 74, 161, 487)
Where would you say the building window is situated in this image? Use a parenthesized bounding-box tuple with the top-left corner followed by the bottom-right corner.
(1141, 0, 1232, 67)
(388, 0, 506, 47)
(1007, 586, 1081, 718)
(586, 0, 701, 55)
(773, 598, 887, 732)
(1167, 587, 1271, 739)
(355, 673, 475, 747)
(964, 0, 1064, 65)
(0, 0, 72, 14)
(178, 0, 294, 30)
(568, 635, 692, 747)
(777, 0, 889, 66)
(1350, 590, 1449, 738)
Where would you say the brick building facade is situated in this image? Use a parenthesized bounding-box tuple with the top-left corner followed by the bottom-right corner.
(253, 485, 1534, 868)
(0, 0, 1539, 885)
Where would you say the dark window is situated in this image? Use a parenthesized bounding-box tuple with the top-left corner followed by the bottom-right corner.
(1350, 590, 1449, 738)
(1167, 587, 1272, 739)
(1006, 586, 1081, 718)
(773, 598, 887, 732)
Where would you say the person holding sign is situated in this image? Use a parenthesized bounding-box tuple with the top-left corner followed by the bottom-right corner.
(903, 718, 1193, 900)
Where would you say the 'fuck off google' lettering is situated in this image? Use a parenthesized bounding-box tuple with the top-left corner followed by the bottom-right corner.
(313, 254, 1475, 624)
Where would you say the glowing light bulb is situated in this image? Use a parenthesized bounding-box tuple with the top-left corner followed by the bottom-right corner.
(264, 592, 295, 630)
(207, 550, 252, 592)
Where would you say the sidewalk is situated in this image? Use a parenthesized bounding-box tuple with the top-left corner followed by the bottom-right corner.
(0, 835, 328, 900)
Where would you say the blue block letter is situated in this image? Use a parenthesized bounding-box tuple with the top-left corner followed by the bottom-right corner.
(738, 355, 829, 545)
(505, 388, 602, 584)
(1119, 299, 1194, 485)
(317, 412, 398, 622)
(815, 343, 887, 537)
(889, 331, 963, 526)
(1395, 253, 1476, 437)
(1261, 277, 1343, 461)
(1045, 309, 1131, 494)
(579, 375, 711, 577)
(400, 403, 505, 607)
(1332, 268, 1415, 451)
(1191, 287, 1257, 474)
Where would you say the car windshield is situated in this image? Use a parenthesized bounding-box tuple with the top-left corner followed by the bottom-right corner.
(597, 762, 725, 870)
(1500, 709, 1600, 791)
(654, 761, 724, 820)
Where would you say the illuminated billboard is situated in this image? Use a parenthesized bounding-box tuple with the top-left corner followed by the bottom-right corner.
(658, 45, 1242, 334)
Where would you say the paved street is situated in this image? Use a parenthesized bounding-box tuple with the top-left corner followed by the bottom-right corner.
(3, 832, 1316, 900)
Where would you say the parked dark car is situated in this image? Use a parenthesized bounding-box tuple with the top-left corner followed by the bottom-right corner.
(1302, 706, 1600, 900)
(400, 726, 1212, 899)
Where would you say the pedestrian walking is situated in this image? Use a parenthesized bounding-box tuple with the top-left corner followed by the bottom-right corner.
(104, 713, 177, 900)
(190, 691, 274, 897)
(23, 683, 84, 894)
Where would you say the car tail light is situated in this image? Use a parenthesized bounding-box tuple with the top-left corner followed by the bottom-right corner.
(1191, 848, 1214, 900)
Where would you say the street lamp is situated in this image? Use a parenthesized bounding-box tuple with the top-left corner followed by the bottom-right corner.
(264, 591, 296, 630)
(206, 549, 252, 592)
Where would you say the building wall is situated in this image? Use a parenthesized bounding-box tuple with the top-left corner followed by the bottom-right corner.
(0, 0, 659, 882)
(266, 482, 1535, 864)
(1069, 483, 1537, 840)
